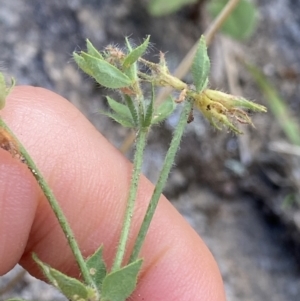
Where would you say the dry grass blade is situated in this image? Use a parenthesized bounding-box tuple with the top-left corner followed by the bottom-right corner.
(246, 63, 300, 146)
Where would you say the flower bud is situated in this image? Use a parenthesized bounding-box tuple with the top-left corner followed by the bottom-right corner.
(194, 89, 267, 134)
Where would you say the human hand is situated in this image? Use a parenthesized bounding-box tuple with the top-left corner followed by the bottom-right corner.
(0, 86, 225, 300)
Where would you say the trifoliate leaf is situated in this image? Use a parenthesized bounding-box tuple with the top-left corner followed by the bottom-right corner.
(86, 39, 104, 59)
(152, 96, 176, 124)
(207, 0, 257, 40)
(74, 52, 132, 89)
(33, 254, 95, 301)
(101, 259, 143, 301)
(191, 35, 210, 93)
(86, 245, 107, 288)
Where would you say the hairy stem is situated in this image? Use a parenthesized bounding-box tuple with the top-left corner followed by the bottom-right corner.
(0, 118, 95, 288)
(112, 128, 148, 271)
(129, 99, 193, 263)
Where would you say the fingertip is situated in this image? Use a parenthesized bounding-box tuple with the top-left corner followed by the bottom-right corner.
(0, 150, 39, 275)
(131, 199, 226, 301)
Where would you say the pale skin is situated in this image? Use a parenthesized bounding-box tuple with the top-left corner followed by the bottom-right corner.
(0, 86, 226, 301)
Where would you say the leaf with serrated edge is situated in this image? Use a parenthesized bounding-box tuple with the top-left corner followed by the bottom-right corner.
(107, 96, 133, 121)
(124, 95, 139, 126)
(101, 259, 143, 301)
(100, 111, 135, 128)
(79, 52, 132, 89)
(33, 254, 94, 301)
(191, 35, 210, 93)
(152, 96, 176, 124)
(86, 39, 104, 59)
(86, 245, 107, 287)
(123, 36, 150, 69)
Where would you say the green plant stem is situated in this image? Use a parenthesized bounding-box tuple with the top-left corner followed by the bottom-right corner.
(129, 99, 193, 263)
(0, 118, 95, 288)
(112, 128, 148, 271)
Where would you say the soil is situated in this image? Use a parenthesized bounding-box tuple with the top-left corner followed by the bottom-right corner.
(1, 0, 300, 300)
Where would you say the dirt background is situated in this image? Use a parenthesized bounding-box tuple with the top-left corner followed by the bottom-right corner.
(1, 0, 300, 300)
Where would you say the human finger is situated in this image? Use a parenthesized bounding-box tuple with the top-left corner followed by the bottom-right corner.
(1, 86, 225, 300)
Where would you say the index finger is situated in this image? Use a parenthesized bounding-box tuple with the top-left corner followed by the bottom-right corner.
(1, 86, 225, 300)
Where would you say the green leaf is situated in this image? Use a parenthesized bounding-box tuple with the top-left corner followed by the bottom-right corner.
(101, 259, 143, 301)
(100, 111, 135, 128)
(73, 52, 94, 76)
(152, 96, 176, 124)
(123, 38, 136, 80)
(124, 95, 139, 126)
(86, 245, 107, 287)
(191, 35, 210, 93)
(86, 39, 104, 59)
(74, 52, 132, 89)
(106, 96, 133, 121)
(207, 0, 257, 40)
(125, 37, 133, 52)
(123, 36, 150, 70)
(148, 0, 197, 16)
(143, 84, 155, 127)
(33, 254, 95, 301)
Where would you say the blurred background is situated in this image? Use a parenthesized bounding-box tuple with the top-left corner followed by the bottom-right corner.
(1, 0, 300, 300)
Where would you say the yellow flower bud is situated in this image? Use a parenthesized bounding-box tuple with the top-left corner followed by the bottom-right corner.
(194, 89, 267, 134)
